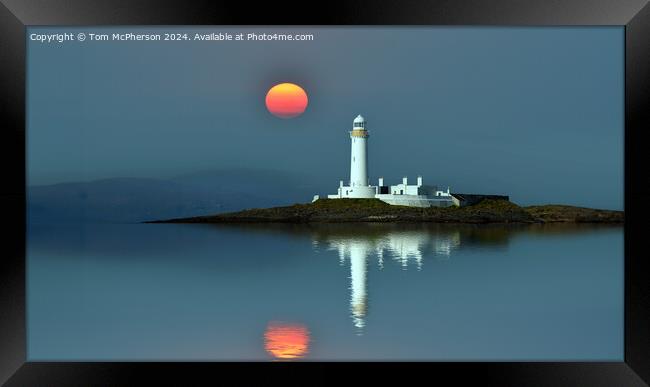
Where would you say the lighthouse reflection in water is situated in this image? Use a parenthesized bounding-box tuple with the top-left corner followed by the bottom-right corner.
(261, 228, 462, 360)
(27, 222, 623, 360)
(321, 229, 461, 334)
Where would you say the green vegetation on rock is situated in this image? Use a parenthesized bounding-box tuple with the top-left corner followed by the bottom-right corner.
(524, 204, 624, 223)
(148, 198, 622, 224)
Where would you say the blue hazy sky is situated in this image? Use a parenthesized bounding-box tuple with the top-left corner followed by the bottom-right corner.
(27, 27, 623, 209)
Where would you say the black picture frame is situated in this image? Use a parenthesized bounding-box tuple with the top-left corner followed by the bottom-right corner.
(1, 0, 649, 385)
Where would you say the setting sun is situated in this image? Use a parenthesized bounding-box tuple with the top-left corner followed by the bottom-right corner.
(265, 83, 308, 119)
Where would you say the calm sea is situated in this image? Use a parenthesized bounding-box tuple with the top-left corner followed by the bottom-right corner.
(27, 222, 623, 361)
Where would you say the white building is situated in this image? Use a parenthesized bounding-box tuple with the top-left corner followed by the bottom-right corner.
(316, 114, 455, 208)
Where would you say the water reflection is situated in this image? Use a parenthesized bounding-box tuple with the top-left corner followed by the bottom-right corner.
(321, 227, 461, 333)
(264, 322, 310, 360)
(348, 241, 369, 331)
(194, 222, 618, 336)
(26, 222, 623, 360)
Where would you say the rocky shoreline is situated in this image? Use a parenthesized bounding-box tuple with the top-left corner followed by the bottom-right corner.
(146, 199, 624, 224)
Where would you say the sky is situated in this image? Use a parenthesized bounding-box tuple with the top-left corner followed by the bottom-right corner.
(27, 26, 623, 210)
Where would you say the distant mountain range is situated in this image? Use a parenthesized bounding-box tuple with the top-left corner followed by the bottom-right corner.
(28, 169, 322, 223)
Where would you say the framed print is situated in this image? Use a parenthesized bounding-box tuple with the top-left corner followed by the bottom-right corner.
(1, 0, 649, 385)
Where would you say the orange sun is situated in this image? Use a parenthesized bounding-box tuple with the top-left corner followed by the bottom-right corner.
(265, 83, 308, 119)
(264, 322, 310, 360)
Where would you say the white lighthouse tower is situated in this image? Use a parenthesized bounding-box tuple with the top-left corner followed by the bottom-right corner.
(320, 113, 455, 206)
(347, 115, 375, 198)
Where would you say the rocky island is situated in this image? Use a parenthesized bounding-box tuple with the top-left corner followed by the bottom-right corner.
(143, 114, 619, 225)
(147, 198, 624, 224)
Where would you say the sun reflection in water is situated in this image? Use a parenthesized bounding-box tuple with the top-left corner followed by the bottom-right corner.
(264, 322, 310, 360)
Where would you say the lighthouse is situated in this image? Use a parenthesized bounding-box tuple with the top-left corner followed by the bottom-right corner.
(347, 115, 376, 198)
(319, 114, 456, 206)
(350, 114, 368, 188)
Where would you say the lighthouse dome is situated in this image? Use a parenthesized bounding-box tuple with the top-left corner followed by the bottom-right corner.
(353, 114, 365, 124)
